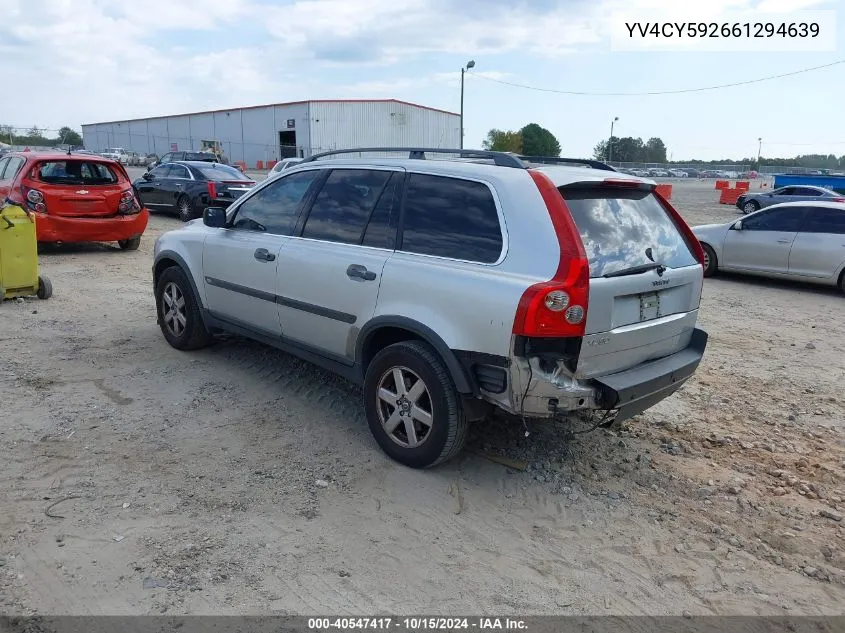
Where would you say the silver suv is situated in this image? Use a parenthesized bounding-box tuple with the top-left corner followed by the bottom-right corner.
(153, 148, 708, 468)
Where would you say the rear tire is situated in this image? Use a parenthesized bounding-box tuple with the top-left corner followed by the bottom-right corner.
(701, 243, 717, 277)
(118, 236, 141, 251)
(176, 195, 195, 222)
(36, 275, 52, 300)
(363, 340, 468, 469)
(155, 266, 211, 350)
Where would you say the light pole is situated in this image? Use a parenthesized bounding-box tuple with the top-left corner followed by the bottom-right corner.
(607, 116, 619, 163)
(757, 137, 762, 169)
(460, 60, 475, 149)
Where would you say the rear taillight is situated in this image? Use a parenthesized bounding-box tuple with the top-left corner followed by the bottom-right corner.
(512, 171, 590, 338)
(207, 181, 217, 199)
(22, 185, 47, 213)
(831, 197, 845, 203)
(652, 188, 706, 266)
(118, 189, 141, 214)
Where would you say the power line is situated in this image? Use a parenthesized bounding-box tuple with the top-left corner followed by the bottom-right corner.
(468, 58, 845, 96)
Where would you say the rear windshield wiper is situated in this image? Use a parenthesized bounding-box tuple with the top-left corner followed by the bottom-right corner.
(602, 262, 666, 278)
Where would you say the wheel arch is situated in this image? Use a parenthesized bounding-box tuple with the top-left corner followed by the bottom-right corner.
(356, 316, 474, 394)
(153, 250, 205, 311)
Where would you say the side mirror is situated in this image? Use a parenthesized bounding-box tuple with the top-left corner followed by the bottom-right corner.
(732, 220, 743, 230)
(203, 207, 227, 228)
(142, 172, 153, 181)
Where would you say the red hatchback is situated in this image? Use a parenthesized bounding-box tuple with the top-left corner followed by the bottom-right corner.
(0, 152, 149, 249)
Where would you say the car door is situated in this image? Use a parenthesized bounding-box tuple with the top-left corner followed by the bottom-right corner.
(788, 206, 845, 279)
(275, 168, 402, 361)
(761, 187, 796, 208)
(157, 163, 193, 208)
(791, 187, 825, 203)
(722, 206, 808, 273)
(135, 165, 171, 208)
(202, 168, 325, 337)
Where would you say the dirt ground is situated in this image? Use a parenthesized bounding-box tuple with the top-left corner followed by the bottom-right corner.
(1, 178, 844, 616)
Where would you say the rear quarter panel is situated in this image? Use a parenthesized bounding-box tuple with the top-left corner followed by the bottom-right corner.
(154, 223, 209, 303)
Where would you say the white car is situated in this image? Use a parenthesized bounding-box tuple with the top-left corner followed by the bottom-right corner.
(267, 157, 303, 178)
(668, 169, 688, 178)
(693, 201, 845, 292)
(101, 147, 129, 164)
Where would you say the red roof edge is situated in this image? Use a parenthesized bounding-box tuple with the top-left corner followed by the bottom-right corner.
(82, 99, 459, 127)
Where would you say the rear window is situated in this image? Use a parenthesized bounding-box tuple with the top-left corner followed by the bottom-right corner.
(37, 161, 120, 185)
(561, 187, 698, 277)
(186, 152, 217, 162)
(197, 164, 250, 181)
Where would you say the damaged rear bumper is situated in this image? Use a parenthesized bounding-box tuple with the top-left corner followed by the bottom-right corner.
(510, 328, 708, 422)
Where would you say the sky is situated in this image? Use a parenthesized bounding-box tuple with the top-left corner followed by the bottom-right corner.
(1, 0, 843, 160)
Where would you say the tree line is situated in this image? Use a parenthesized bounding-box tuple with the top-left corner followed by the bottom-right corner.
(0, 125, 83, 147)
(482, 123, 562, 156)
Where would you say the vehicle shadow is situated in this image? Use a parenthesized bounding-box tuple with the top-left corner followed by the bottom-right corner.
(707, 271, 843, 298)
(37, 242, 130, 255)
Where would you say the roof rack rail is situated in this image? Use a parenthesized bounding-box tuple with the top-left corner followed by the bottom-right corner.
(517, 156, 617, 172)
(300, 147, 528, 169)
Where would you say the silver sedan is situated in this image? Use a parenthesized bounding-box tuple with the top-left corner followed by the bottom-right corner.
(736, 185, 844, 214)
(692, 201, 845, 292)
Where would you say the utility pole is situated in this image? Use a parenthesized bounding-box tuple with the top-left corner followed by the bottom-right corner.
(757, 137, 762, 169)
(460, 60, 475, 149)
(608, 116, 619, 163)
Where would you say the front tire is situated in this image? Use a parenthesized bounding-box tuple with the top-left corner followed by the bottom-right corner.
(742, 200, 759, 214)
(118, 236, 141, 251)
(176, 195, 195, 222)
(155, 266, 211, 350)
(363, 341, 469, 469)
(701, 243, 717, 277)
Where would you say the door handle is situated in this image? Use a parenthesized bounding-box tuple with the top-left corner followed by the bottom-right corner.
(254, 248, 275, 262)
(777, 239, 791, 243)
(347, 264, 377, 281)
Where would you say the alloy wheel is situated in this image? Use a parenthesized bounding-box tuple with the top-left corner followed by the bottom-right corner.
(376, 366, 434, 448)
(162, 281, 187, 337)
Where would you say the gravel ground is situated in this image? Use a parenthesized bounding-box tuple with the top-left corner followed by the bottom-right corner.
(1, 178, 844, 616)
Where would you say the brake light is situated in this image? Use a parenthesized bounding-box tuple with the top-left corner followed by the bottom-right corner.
(602, 178, 644, 188)
(118, 189, 141, 214)
(512, 171, 590, 338)
(652, 188, 706, 266)
(207, 181, 217, 199)
(831, 197, 845, 203)
(21, 185, 47, 213)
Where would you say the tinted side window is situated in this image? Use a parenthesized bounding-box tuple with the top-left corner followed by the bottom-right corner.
(362, 172, 400, 249)
(795, 187, 822, 196)
(233, 169, 321, 234)
(169, 165, 191, 179)
(801, 208, 845, 235)
(743, 207, 806, 232)
(151, 165, 173, 178)
(0, 158, 10, 179)
(301, 169, 392, 244)
(401, 174, 502, 263)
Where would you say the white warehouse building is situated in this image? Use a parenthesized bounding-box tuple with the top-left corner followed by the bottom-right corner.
(81, 99, 461, 168)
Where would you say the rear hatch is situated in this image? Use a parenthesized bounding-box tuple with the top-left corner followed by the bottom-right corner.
(560, 182, 703, 378)
(33, 159, 128, 218)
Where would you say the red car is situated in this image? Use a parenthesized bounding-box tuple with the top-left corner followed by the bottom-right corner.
(0, 151, 149, 249)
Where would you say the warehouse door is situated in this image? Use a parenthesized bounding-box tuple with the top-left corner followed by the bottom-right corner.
(279, 131, 297, 158)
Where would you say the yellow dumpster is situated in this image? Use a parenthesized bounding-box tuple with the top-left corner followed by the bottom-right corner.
(0, 202, 52, 300)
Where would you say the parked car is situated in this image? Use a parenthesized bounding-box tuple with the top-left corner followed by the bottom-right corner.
(0, 151, 147, 249)
(268, 157, 304, 178)
(629, 168, 649, 177)
(693, 201, 845, 292)
(682, 167, 702, 178)
(736, 185, 845, 214)
(147, 151, 220, 170)
(667, 169, 688, 178)
(152, 147, 708, 468)
(134, 161, 256, 222)
(101, 147, 129, 164)
(647, 168, 669, 177)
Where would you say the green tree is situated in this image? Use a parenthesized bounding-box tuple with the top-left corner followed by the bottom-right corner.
(520, 123, 561, 157)
(481, 128, 523, 153)
(644, 137, 668, 163)
(58, 127, 83, 146)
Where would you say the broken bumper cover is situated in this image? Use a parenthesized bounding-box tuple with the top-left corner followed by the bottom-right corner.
(592, 328, 708, 422)
(511, 328, 707, 421)
(34, 209, 150, 243)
